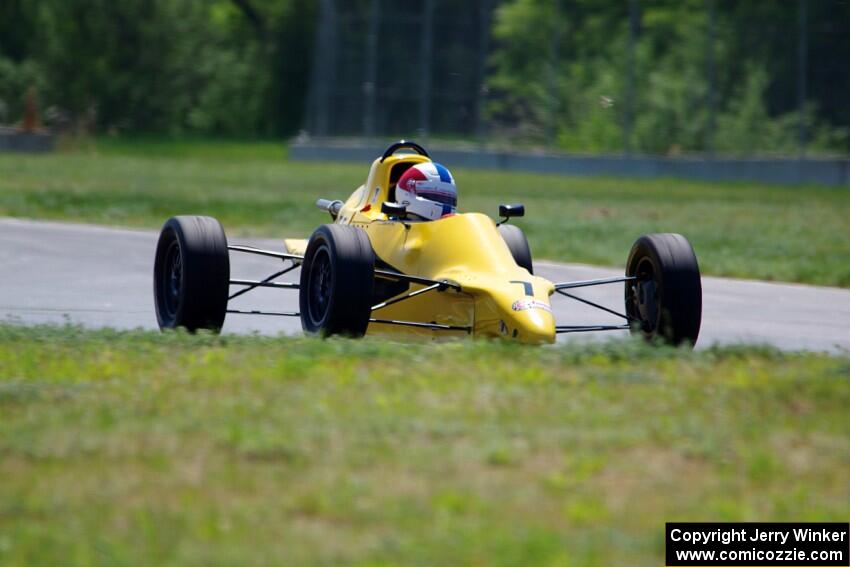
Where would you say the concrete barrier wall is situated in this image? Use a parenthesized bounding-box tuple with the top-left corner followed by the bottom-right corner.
(0, 128, 54, 153)
(290, 142, 850, 187)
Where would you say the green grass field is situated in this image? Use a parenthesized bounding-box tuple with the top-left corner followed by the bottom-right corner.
(1, 326, 848, 566)
(1, 139, 848, 286)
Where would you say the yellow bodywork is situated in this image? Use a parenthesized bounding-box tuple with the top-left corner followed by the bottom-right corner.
(290, 152, 556, 343)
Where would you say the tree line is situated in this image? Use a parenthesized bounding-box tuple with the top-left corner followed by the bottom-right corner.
(0, 0, 315, 137)
(0, 0, 847, 155)
(486, 0, 849, 154)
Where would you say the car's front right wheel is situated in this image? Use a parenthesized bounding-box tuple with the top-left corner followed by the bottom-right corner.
(498, 224, 533, 274)
(625, 233, 702, 346)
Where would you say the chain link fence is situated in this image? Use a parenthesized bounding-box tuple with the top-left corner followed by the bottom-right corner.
(305, 0, 492, 139)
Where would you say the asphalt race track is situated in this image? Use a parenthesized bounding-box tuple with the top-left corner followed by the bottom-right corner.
(2, 217, 848, 352)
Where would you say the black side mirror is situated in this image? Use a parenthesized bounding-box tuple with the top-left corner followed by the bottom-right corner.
(382, 201, 407, 218)
(498, 203, 525, 225)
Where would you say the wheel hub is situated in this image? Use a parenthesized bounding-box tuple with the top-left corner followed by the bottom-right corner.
(163, 241, 182, 317)
(631, 258, 659, 333)
(308, 247, 333, 323)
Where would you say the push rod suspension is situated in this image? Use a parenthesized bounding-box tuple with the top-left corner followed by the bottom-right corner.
(554, 275, 636, 290)
(228, 264, 299, 300)
(374, 269, 461, 291)
(555, 289, 634, 322)
(371, 282, 442, 312)
(555, 324, 630, 334)
(369, 318, 471, 332)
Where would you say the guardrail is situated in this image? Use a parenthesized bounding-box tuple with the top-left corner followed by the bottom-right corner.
(290, 141, 850, 187)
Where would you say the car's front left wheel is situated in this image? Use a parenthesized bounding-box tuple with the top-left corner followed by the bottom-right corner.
(154, 215, 230, 332)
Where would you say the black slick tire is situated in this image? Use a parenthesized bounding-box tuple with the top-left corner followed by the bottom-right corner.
(625, 233, 701, 346)
(299, 224, 375, 337)
(154, 215, 230, 332)
(498, 224, 533, 275)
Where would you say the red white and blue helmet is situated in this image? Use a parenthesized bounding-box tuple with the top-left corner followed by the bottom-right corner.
(396, 162, 457, 220)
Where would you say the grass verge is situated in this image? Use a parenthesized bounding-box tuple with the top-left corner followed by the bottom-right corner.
(1, 325, 848, 566)
(0, 138, 848, 286)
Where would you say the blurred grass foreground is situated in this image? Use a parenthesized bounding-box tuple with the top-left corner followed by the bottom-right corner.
(0, 325, 848, 566)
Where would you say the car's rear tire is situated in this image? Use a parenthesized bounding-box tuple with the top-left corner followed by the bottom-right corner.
(498, 224, 533, 274)
(154, 215, 230, 332)
(299, 224, 375, 337)
(625, 233, 701, 346)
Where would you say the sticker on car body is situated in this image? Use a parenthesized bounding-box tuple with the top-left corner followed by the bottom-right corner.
(511, 299, 552, 313)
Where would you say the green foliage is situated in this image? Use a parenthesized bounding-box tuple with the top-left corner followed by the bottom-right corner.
(0, 0, 315, 137)
(630, 5, 713, 153)
(714, 68, 848, 154)
(554, 65, 622, 153)
(487, 0, 849, 155)
(36, 0, 201, 133)
(0, 325, 847, 565)
(488, 0, 560, 139)
(0, 57, 46, 125)
(186, 46, 269, 136)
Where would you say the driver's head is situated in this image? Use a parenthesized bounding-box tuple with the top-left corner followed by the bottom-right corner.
(395, 162, 457, 220)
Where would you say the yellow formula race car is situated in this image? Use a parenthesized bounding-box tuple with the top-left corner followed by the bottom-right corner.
(153, 141, 702, 345)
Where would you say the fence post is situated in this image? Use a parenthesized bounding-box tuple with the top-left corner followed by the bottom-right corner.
(363, 0, 380, 138)
(419, 0, 434, 139)
(545, 0, 563, 147)
(797, 0, 808, 156)
(705, 0, 716, 154)
(624, 0, 639, 154)
(309, 0, 337, 137)
(475, 0, 492, 145)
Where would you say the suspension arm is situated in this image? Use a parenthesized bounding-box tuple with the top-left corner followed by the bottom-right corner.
(226, 309, 299, 317)
(228, 244, 304, 262)
(372, 282, 443, 312)
(555, 324, 630, 334)
(228, 264, 299, 301)
(555, 289, 634, 322)
(374, 269, 461, 291)
(369, 318, 471, 332)
(554, 275, 636, 290)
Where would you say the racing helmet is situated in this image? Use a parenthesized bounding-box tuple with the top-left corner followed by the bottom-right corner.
(395, 162, 457, 220)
